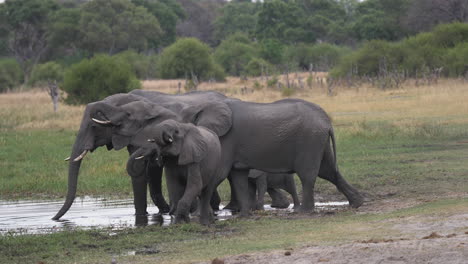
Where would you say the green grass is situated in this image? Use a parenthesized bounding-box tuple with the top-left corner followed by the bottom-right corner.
(1, 198, 466, 264)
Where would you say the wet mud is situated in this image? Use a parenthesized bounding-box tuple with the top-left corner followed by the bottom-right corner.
(0, 197, 348, 235)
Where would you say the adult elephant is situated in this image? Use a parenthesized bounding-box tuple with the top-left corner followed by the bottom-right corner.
(125, 98, 364, 217)
(52, 90, 229, 220)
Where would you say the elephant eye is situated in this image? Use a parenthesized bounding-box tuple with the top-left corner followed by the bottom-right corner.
(175, 129, 179, 134)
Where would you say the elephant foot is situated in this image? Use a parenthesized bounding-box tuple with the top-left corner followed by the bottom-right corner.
(223, 202, 240, 212)
(174, 214, 190, 224)
(271, 201, 290, 209)
(135, 211, 149, 216)
(255, 203, 265, 211)
(296, 205, 315, 214)
(199, 216, 214, 226)
(349, 196, 364, 208)
(158, 204, 170, 214)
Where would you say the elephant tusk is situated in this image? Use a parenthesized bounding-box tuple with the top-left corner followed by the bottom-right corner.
(92, 118, 112, 125)
(168, 138, 173, 143)
(64, 157, 70, 161)
(147, 139, 155, 142)
(73, 150, 88, 162)
(135, 155, 145, 160)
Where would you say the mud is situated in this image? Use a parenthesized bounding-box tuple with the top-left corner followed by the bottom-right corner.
(0, 197, 349, 235)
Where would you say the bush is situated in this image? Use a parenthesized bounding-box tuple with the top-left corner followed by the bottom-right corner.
(158, 38, 224, 81)
(444, 43, 468, 77)
(29, 62, 64, 87)
(62, 54, 140, 105)
(0, 59, 23, 92)
(213, 33, 258, 76)
(114, 50, 157, 79)
(245, 58, 273, 77)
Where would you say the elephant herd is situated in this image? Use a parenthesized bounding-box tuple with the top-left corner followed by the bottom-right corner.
(53, 90, 364, 225)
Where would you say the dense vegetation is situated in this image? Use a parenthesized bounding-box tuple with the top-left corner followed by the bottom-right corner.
(0, 0, 467, 101)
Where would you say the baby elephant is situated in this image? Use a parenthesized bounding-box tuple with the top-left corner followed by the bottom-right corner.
(129, 119, 222, 225)
(249, 170, 300, 210)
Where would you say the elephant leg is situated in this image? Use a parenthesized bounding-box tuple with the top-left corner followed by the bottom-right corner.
(126, 155, 148, 216)
(199, 185, 216, 226)
(297, 169, 319, 213)
(284, 176, 300, 209)
(165, 169, 185, 215)
(223, 175, 239, 211)
(147, 162, 170, 214)
(318, 144, 364, 208)
(268, 188, 290, 208)
(230, 169, 251, 217)
(248, 178, 257, 210)
(210, 189, 221, 211)
(131, 173, 148, 216)
(255, 175, 267, 210)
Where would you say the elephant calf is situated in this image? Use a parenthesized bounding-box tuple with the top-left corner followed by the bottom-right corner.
(248, 170, 300, 210)
(128, 119, 222, 225)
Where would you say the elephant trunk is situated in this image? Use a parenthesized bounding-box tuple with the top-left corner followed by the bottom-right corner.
(52, 154, 82, 220)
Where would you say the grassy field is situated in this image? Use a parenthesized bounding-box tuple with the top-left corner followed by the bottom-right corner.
(0, 76, 467, 263)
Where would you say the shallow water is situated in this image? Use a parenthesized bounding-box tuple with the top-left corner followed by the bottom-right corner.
(0, 197, 348, 235)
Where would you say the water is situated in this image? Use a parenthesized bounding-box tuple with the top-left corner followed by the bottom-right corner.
(0, 197, 348, 235)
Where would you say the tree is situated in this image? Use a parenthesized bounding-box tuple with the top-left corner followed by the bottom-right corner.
(214, 2, 260, 43)
(47, 7, 82, 59)
(79, 0, 162, 55)
(0, 0, 59, 84)
(405, 0, 468, 33)
(62, 55, 141, 105)
(214, 33, 259, 76)
(132, 0, 185, 47)
(158, 38, 225, 82)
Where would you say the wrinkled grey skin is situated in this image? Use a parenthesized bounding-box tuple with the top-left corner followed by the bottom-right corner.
(208, 98, 364, 216)
(248, 170, 300, 211)
(126, 98, 364, 217)
(127, 120, 222, 225)
(52, 90, 227, 220)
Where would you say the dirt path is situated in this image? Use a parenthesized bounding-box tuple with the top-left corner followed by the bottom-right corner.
(202, 197, 468, 264)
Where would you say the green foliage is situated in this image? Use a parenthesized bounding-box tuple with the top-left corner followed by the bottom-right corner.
(158, 38, 225, 81)
(281, 86, 295, 97)
(260, 39, 284, 65)
(0, 59, 23, 92)
(285, 43, 350, 71)
(431, 22, 468, 48)
(114, 50, 157, 79)
(267, 76, 279, 88)
(444, 43, 468, 77)
(245, 58, 273, 77)
(214, 33, 258, 76)
(79, 0, 162, 54)
(214, 2, 260, 42)
(62, 55, 140, 105)
(29, 62, 64, 87)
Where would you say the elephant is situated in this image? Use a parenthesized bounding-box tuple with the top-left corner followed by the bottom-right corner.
(127, 120, 222, 225)
(247, 170, 300, 211)
(124, 97, 364, 217)
(52, 90, 229, 220)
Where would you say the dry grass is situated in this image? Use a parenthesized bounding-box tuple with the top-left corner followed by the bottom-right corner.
(2, 74, 468, 133)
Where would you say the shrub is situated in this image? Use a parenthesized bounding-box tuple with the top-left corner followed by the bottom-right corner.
(114, 50, 157, 79)
(213, 33, 258, 76)
(62, 54, 140, 105)
(0, 59, 23, 92)
(158, 38, 224, 81)
(444, 43, 468, 77)
(29, 62, 64, 87)
(267, 76, 279, 88)
(245, 58, 273, 77)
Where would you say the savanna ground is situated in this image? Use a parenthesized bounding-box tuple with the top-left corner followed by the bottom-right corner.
(0, 74, 467, 263)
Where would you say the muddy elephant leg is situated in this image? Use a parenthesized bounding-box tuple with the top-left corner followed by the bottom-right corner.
(318, 145, 364, 208)
(255, 175, 267, 210)
(223, 175, 239, 211)
(268, 188, 290, 208)
(200, 184, 216, 225)
(165, 169, 185, 215)
(126, 155, 149, 216)
(284, 175, 300, 209)
(210, 189, 221, 211)
(147, 162, 170, 214)
(230, 169, 251, 217)
(248, 178, 257, 210)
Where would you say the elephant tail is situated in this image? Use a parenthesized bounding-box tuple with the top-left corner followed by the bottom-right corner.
(330, 128, 338, 171)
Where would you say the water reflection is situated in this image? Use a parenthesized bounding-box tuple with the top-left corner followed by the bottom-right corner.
(0, 197, 348, 235)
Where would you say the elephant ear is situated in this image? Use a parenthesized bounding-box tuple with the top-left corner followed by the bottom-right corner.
(120, 101, 178, 123)
(181, 102, 232, 137)
(178, 126, 208, 165)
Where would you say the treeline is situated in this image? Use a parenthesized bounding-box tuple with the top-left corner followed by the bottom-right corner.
(1, 0, 467, 96)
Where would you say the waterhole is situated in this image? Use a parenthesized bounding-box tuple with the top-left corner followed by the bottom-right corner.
(0, 197, 348, 235)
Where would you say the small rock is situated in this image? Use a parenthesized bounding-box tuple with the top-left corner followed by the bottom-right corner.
(212, 257, 224, 264)
(318, 258, 330, 262)
(446, 233, 457, 238)
(422, 232, 443, 239)
(285, 251, 291, 256)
